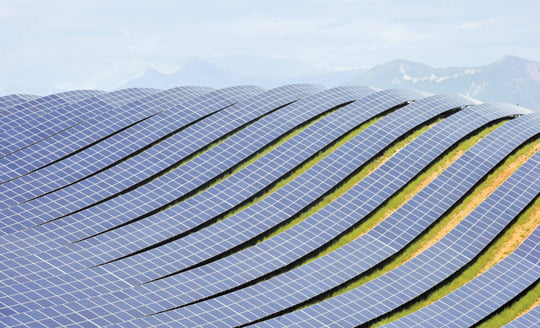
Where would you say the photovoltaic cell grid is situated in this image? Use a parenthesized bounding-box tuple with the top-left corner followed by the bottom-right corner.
(0, 96, 532, 326)
(0, 87, 186, 183)
(252, 136, 540, 328)
(121, 112, 539, 328)
(25, 94, 480, 320)
(31, 88, 421, 271)
(0, 85, 264, 207)
(380, 227, 540, 328)
(0, 85, 538, 328)
(0, 87, 418, 322)
(0, 86, 215, 206)
(3, 87, 442, 326)
(0, 84, 323, 234)
(0, 86, 380, 275)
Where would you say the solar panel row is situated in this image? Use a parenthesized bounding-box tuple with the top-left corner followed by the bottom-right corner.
(0, 96, 532, 326)
(0, 90, 458, 325)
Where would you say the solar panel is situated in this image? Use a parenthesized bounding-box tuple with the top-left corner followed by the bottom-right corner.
(0, 87, 167, 170)
(0, 84, 323, 233)
(380, 227, 540, 327)
(0, 86, 215, 203)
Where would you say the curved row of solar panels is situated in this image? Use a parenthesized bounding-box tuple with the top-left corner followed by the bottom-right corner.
(0, 85, 538, 328)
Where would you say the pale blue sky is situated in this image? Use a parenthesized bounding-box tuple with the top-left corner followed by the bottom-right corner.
(1, 0, 539, 91)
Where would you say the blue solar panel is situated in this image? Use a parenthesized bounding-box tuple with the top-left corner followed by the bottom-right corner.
(0, 84, 323, 233)
(0, 87, 167, 173)
(0, 86, 215, 204)
(380, 227, 540, 327)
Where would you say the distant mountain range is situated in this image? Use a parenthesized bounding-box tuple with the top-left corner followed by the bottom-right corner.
(349, 55, 540, 111)
(123, 55, 540, 111)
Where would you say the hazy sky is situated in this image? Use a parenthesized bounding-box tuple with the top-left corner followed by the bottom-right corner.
(1, 0, 539, 91)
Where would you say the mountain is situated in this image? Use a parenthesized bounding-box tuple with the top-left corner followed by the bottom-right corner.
(349, 55, 540, 111)
(123, 57, 247, 89)
(121, 55, 540, 111)
(122, 56, 366, 89)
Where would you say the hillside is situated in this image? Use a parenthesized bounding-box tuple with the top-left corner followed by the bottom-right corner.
(0, 85, 538, 327)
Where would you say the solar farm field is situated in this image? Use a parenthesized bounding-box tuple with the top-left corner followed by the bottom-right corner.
(0, 85, 538, 327)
